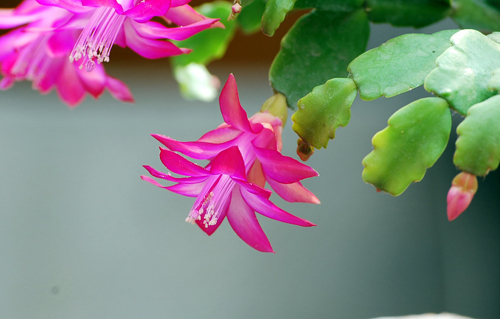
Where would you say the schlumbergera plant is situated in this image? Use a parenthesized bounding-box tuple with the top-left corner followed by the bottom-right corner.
(2, 0, 500, 251)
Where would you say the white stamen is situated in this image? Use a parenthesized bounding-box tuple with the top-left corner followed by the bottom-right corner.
(186, 176, 235, 228)
(69, 7, 126, 72)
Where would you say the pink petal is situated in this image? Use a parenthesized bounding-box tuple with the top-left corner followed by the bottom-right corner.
(47, 31, 75, 57)
(36, 0, 91, 13)
(0, 77, 15, 90)
(143, 165, 208, 184)
(142, 175, 202, 197)
(247, 159, 266, 188)
(227, 186, 274, 253)
(253, 146, 318, 183)
(152, 134, 236, 160)
(131, 18, 219, 41)
(165, 182, 205, 197)
(266, 178, 320, 204)
(81, 0, 124, 12)
(124, 19, 188, 58)
(251, 127, 277, 150)
(124, 0, 170, 22)
(198, 126, 241, 143)
(162, 5, 209, 26)
(0, 9, 39, 28)
(209, 146, 246, 180)
(240, 188, 315, 227)
(55, 61, 86, 107)
(105, 76, 134, 102)
(234, 179, 271, 199)
(170, 0, 190, 7)
(219, 74, 253, 132)
(159, 148, 210, 177)
(76, 63, 106, 98)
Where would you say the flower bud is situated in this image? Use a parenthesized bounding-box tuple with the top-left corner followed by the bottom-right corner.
(260, 93, 288, 127)
(296, 138, 314, 161)
(447, 172, 478, 221)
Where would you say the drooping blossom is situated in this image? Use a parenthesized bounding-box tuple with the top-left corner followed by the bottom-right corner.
(0, 0, 219, 106)
(35, 0, 221, 72)
(447, 171, 478, 221)
(142, 74, 320, 252)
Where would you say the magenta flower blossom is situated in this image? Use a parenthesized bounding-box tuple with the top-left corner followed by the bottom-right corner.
(0, 1, 133, 106)
(447, 171, 478, 221)
(35, 0, 221, 71)
(0, 0, 219, 106)
(142, 74, 320, 252)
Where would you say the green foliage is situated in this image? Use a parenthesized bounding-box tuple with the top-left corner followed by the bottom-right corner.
(424, 30, 500, 115)
(362, 98, 452, 195)
(237, 0, 266, 34)
(293, 0, 363, 11)
(450, 0, 500, 32)
(269, 9, 369, 109)
(171, 2, 237, 67)
(261, 0, 297, 37)
(366, 0, 451, 28)
(454, 95, 500, 176)
(292, 78, 357, 149)
(348, 29, 457, 101)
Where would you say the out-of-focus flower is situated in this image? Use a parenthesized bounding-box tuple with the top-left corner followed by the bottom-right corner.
(447, 171, 478, 221)
(36, 0, 221, 71)
(0, 1, 133, 106)
(142, 74, 320, 252)
(0, 0, 220, 106)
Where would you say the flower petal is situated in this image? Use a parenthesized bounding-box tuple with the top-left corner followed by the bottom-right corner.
(198, 126, 241, 143)
(143, 165, 208, 183)
(253, 146, 319, 183)
(170, 0, 190, 7)
(0, 9, 39, 28)
(234, 179, 271, 199)
(36, 0, 91, 13)
(209, 146, 246, 180)
(219, 74, 254, 132)
(247, 159, 266, 188)
(55, 61, 85, 107)
(240, 188, 315, 227)
(131, 18, 219, 41)
(152, 134, 236, 160)
(81, 0, 124, 12)
(159, 148, 210, 177)
(123, 0, 170, 22)
(124, 20, 188, 58)
(227, 186, 274, 253)
(105, 76, 134, 102)
(163, 4, 210, 26)
(266, 178, 320, 204)
(76, 63, 106, 98)
(165, 182, 205, 197)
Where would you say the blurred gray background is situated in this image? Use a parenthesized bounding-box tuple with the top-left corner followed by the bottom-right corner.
(0, 14, 499, 319)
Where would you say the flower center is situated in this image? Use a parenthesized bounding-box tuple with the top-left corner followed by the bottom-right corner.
(69, 7, 126, 72)
(186, 175, 235, 228)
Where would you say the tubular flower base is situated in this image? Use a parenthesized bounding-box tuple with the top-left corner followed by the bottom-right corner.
(0, 0, 219, 106)
(447, 172, 478, 221)
(142, 74, 320, 253)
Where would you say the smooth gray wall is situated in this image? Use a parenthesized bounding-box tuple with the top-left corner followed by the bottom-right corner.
(0, 19, 498, 319)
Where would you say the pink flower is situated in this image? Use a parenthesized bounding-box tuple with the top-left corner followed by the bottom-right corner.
(447, 172, 478, 221)
(0, 0, 133, 106)
(0, 0, 219, 106)
(142, 74, 320, 252)
(36, 0, 221, 71)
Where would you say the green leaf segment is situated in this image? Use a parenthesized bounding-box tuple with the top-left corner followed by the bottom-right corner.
(348, 29, 458, 101)
(424, 30, 500, 115)
(262, 0, 297, 37)
(292, 79, 357, 149)
(362, 98, 452, 196)
(454, 95, 500, 176)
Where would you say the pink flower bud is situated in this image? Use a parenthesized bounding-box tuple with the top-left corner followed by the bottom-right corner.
(446, 172, 478, 221)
